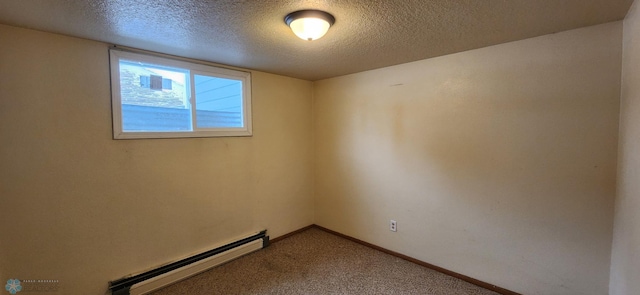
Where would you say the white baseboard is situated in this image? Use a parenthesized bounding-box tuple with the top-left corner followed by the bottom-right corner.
(129, 239, 263, 295)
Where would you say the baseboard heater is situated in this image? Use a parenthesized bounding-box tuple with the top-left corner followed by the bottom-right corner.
(109, 230, 268, 295)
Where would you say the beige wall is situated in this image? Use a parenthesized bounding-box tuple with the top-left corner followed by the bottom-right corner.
(610, 0, 640, 294)
(0, 24, 313, 294)
(314, 22, 621, 295)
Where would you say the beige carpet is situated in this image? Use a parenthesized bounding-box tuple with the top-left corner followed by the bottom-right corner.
(149, 227, 500, 295)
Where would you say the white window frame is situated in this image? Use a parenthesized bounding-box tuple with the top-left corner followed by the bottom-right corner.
(109, 49, 252, 139)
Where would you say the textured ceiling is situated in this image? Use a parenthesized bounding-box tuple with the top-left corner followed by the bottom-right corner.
(0, 0, 634, 81)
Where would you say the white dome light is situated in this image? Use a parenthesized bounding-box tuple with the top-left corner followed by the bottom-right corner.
(285, 10, 335, 41)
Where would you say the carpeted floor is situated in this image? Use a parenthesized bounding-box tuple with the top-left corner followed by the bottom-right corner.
(149, 227, 500, 295)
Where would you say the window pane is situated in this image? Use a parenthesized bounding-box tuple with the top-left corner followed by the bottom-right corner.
(119, 60, 190, 131)
(194, 74, 243, 128)
(110, 49, 252, 138)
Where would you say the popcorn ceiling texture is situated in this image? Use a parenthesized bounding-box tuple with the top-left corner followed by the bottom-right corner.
(0, 0, 633, 80)
(149, 227, 501, 295)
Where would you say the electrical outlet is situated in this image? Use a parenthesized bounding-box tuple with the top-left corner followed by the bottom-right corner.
(390, 220, 397, 232)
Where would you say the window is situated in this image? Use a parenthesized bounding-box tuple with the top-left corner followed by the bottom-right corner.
(109, 49, 252, 139)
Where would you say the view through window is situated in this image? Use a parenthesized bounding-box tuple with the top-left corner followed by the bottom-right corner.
(110, 49, 252, 139)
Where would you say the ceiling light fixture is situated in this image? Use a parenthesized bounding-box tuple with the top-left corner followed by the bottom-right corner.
(284, 10, 335, 41)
